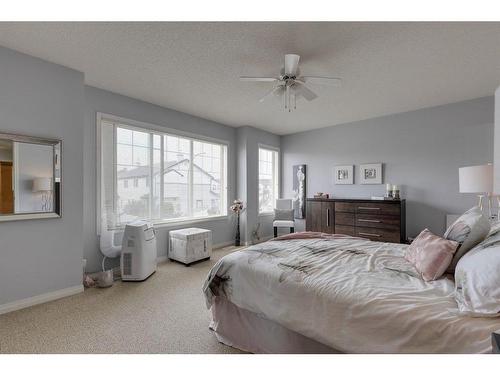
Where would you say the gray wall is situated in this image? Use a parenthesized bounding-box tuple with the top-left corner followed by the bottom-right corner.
(84, 86, 238, 272)
(0, 148, 12, 161)
(0, 46, 84, 306)
(494, 87, 500, 193)
(236, 126, 281, 244)
(281, 97, 494, 238)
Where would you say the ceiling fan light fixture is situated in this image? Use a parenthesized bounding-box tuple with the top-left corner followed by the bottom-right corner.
(240, 54, 341, 112)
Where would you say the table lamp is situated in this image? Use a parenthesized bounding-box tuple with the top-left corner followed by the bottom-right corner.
(32, 177, 53, 211)
(459, 164, 493, 217)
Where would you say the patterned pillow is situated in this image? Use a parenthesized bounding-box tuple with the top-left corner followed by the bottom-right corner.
(477, 230, 500, 249)
(487, 220, 500, 238)
(455, 241, 500, 316)
(274, 209, 294, 221)
(405, 229, 459, 281)
(444, 206, 490, 273)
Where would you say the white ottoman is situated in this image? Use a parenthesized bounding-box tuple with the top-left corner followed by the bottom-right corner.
(168, 228, 212, 266)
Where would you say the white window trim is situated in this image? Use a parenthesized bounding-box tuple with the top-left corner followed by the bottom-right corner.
(257, 143, 280, 216)
(96, 112, 230, 234)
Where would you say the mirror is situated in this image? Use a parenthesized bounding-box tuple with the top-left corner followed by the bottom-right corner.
(0, 132, 61, 222)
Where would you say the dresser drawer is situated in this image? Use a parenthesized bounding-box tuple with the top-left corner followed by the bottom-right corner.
(336, 212, 355, 226)
(355, 202, 400, 216)
(356, 214, 400, 230)
(355, 227, 400, 243)
(335, 202, 355, 213)
(335, 225, 356, 236)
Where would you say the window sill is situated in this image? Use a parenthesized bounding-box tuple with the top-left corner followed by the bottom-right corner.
(258, 212, 274, 217)
(104, 215, 230, 233)
(152, 215, 229, 229)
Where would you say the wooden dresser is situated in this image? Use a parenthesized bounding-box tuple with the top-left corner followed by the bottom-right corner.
(305, 198, 406, 243)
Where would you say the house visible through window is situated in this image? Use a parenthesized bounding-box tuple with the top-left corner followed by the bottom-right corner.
(99, 117, 228, 228)
(258, 146, 279, 214)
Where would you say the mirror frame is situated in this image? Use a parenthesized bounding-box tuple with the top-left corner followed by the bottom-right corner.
(0, 131, 62, 222)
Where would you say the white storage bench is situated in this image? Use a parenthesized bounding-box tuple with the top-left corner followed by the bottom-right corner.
(168, 228, 212, 266)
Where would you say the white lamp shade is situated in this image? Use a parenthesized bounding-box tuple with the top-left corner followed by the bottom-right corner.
(32, 177, 52, 192)
(459, 164, 493, 193)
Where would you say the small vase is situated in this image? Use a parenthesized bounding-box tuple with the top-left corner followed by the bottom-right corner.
(235, 212, 241, 246)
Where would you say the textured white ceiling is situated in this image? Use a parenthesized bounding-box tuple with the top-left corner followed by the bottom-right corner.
(0, 22, 499, 135)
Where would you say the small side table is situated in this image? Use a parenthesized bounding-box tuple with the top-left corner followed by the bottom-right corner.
(169, 228, 212, 266)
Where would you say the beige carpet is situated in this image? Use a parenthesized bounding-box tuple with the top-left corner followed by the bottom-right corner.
(0, 247, 244, 354)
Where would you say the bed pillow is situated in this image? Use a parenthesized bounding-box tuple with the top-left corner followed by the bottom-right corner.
(444, 206, 490, 272)
(405, 229, 459, 281)
(454, 240, 500, 316)
(274, 209, 294, 221)
(487, 220, 500, 238)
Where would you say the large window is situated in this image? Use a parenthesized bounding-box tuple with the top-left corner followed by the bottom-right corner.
(258, 146, 279, 214)
(99, 117, 228, 229)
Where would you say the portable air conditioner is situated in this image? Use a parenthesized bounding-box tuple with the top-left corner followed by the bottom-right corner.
(120, 220, 157, 281)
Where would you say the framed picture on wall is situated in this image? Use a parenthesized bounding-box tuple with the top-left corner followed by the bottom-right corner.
(334, 165, 354, 184)
(360, 163, 383, 184)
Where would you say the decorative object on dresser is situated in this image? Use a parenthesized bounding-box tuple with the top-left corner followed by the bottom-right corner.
(314, 192, 329, 199)
(459, 164, 494, 218)
(391, 185, 400, 199)
(359, 163, 383, 184)
(273, 199, 295, 237)
(292, 164, 306, 219)
(334, 165, 354, 185)
(385, 183, 393, 198)
(305, 198, 406, 243)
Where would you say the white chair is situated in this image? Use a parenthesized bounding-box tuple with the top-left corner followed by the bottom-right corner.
(273, 199, 295, 238)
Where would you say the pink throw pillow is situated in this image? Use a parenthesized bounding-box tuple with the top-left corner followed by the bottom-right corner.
(405, 229, 459, 281)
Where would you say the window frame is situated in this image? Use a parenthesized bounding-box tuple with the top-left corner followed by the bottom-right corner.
(96, 112, 229, 233)
(257, 144, 280, 216)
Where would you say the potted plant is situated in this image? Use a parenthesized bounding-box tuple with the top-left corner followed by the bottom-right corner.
(230, 199, 244, 246)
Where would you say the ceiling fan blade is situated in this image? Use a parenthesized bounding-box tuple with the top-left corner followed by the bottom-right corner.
(240, 76, 278, 82)
(295, 82, 318, 101)
(259, 86, 283, 102)
(284, 54, 300, 76)
(302, 76, 342, 87)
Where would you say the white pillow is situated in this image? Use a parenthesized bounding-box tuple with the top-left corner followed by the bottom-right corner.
(454, 239, 500, 316)
(444, 206, 490, 272)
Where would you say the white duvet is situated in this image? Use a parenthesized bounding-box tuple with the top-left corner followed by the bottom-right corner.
(203, 236, 500, 353)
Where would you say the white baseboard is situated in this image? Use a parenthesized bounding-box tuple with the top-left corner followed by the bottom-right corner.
(213, 240, 235, 250)
(0, 285, 84, 315)
(156, 255, 168, 263)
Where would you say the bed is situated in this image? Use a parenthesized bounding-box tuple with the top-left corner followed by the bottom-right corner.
(203, 233, 500, 353)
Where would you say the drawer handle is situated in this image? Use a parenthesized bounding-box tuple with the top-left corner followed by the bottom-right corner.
(358, 219, 381, 223)
(326, 208, 330, 227)
(358, 207, 380, 210)
(358, 232, 381, 237)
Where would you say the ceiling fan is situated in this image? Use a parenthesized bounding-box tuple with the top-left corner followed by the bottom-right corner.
(240, 54, 341, 112)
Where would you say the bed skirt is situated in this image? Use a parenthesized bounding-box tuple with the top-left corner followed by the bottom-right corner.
(209, 296, 340, 354)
